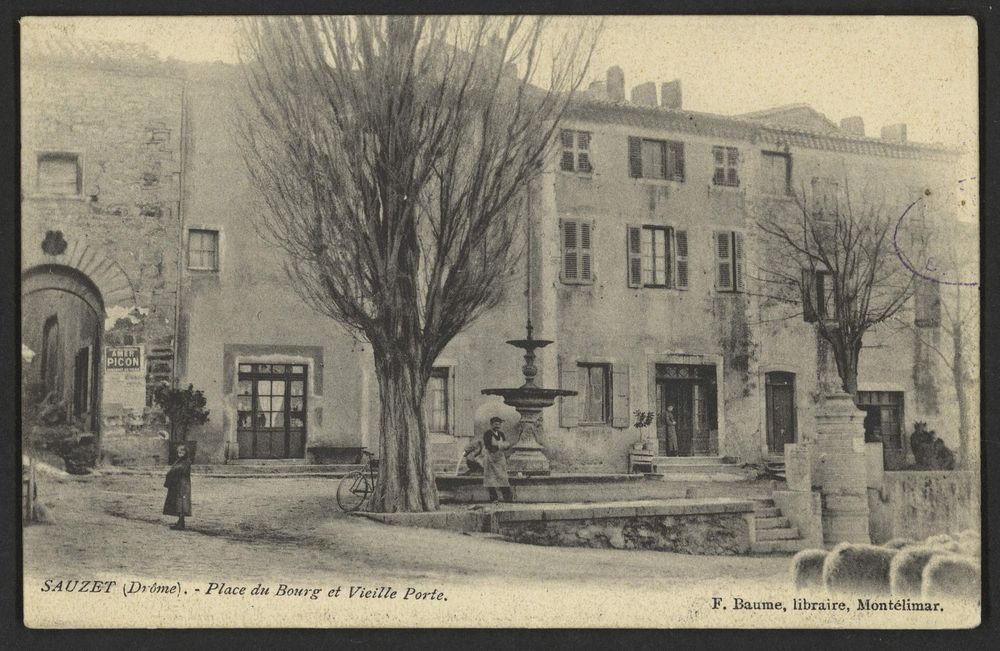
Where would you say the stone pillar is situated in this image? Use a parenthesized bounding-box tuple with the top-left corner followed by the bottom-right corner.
(508, 408, 550, 476)
(815, 392, 871, 544)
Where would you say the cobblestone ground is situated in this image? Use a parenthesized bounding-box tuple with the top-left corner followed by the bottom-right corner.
(24, 471, 790, 589)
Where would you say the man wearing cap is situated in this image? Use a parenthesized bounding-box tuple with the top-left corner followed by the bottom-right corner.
(482, 416, 513, 502)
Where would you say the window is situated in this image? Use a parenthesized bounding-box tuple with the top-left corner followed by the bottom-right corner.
(560, 129, 592, 173)
(578, 363, 611, 424)
(914, 281, 941, 327)
(424, 367, 450, 434)
(37, 152, 81, 195)
(41, 315, 60, 396)
(714, 231, 745, 292)
(560, 219, 593, 284)
(626, 225, 689, 289)
(188, 229, 219, 271)
(802, 269, 833, 322)
(812, 177, 840, 218)
(857, 391, 904, 448)
(628, 137, 684, 181)
(761, 151, 792, 195)
(712, 146, 740, 187)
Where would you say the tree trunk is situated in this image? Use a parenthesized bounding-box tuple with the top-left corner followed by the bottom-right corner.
(830, 336, 861, 396)
(952, 324, 974, 470)
(371, 356, 439, 512)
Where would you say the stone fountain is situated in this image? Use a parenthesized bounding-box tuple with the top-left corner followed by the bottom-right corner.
(481, 320, 576, 475)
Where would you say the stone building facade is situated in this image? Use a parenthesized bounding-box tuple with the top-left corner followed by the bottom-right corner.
(21, 39, 972, 472)
(21, 38, 185, 464)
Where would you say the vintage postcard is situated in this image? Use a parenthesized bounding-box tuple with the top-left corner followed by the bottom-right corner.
(20, 15, 980, 628)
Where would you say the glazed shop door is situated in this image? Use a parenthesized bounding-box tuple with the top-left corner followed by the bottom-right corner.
(236, 363, 308, 459)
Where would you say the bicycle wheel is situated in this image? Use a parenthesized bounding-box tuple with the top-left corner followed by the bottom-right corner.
(336, 470, 371, 512)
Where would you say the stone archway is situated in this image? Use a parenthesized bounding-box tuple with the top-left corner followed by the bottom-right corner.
(22, 264, 109, 433)
(22, 233, 137, 311)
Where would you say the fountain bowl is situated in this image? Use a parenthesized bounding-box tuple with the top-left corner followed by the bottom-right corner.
(481, 386, 577, 410)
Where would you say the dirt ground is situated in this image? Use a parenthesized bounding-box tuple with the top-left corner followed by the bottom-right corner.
(24, 471, 790, 589)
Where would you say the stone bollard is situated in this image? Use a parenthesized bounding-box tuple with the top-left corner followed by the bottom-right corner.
(815, 392, 871, 544)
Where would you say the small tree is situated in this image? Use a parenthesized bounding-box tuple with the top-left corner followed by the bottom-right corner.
(153, 384, 210, 444)
(755, 180, 920, 395)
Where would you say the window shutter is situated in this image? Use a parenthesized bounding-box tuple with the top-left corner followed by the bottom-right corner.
(801, 269, 818, 322)
(628, 136, 642, 178)
(448, 366, 458, 437)
(669, 141, 685, 181)
(558, 357, 579, 428)
(612, 363, 630, 428)
(674, 229, 689, 289)
(578, 151, 592, 173)
(560, 151, 575, 172)
(715, 231, 732, 290)
(734, 231, 745, 292)
(627, 225, 642, 288)
(561, 219, 578, 281)
(580, 221, 593, 281)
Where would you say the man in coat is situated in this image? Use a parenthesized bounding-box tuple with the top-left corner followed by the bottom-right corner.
(661, 405, 678, 456)
(482, 416, 513, 502)
(163, 442, 192, 530)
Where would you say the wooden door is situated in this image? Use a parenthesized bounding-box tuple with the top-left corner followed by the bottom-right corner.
(766, 372, 796, 454)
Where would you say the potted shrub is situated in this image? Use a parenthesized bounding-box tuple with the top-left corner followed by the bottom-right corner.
(153, 383, 210, 463)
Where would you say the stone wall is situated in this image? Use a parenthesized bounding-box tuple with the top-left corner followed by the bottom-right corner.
(499, 513, 752, 554)
(21, 51, 185, 465)
(867, 471, 979, 544)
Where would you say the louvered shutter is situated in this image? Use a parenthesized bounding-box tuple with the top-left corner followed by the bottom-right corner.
(612, 364, 630, 428)
(558, 357, 579, 428)
(674, 229, 689, 289)
(561, 219, 578, 281)
(734, 232, 745, 292)
(578, 132, 592, 173)
(669, 141, 685, 181)
(801, 269, 818, 322)
(560, 130, 575, 171)
(580, 221, 593, 281)
(627, 225, 642, 288)
(715, 231, 733, 290)
(628, 136, 642, 178)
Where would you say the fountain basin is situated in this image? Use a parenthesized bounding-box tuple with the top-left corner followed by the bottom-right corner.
(481, 386, 576, 409)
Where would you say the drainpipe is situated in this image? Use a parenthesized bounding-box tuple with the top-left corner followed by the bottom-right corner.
(171, 75, 187, 391)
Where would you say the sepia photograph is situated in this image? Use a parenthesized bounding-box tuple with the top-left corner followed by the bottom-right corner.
(17, 14, 981, 629)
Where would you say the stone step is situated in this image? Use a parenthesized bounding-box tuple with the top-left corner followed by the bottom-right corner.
(755, 526, 801, 541)
(754, 516, 790, 529)
(650, 456, 733, 466)
(649, 472, 748, 483)
(755, 506, 781, 517)
(190, 463, 362, 475)
(751, 539, 809, 554)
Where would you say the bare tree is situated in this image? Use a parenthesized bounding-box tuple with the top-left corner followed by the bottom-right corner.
(890, 211, 978, 468)
(235, 17, 599, 511)
(754, 180, 919, 395)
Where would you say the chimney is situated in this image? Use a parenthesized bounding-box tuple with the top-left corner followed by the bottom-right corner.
(630, 81, 657, 107)
(606, 66, 625, 103)
(840, 116, 865, 136)
(588, 79, 607, 99)
(660, 79, 682, 110)
(880, 123, 907, 143)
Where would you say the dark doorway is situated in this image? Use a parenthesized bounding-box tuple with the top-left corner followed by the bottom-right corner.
(655, 364, 717, 456)
(857, 391, 905, 470)
(765, 371, 797, 454)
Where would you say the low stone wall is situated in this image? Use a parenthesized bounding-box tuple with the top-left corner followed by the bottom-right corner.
(493, 501, 753, 555)
(868, 471, 979, 544)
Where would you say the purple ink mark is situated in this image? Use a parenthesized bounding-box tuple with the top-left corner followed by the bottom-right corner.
(893, 198, 978, 287)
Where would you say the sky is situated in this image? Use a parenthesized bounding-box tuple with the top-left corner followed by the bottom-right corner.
(23, 15, 978, 152)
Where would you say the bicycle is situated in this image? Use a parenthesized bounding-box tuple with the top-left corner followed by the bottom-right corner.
(336, 450, 378, 512)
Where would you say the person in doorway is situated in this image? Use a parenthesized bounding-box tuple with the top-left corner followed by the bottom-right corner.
(163, 442, 192, 530)
(461, 436, 485, 475)
(483, 416, 513, 502)
(663, 405, 678, 456)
